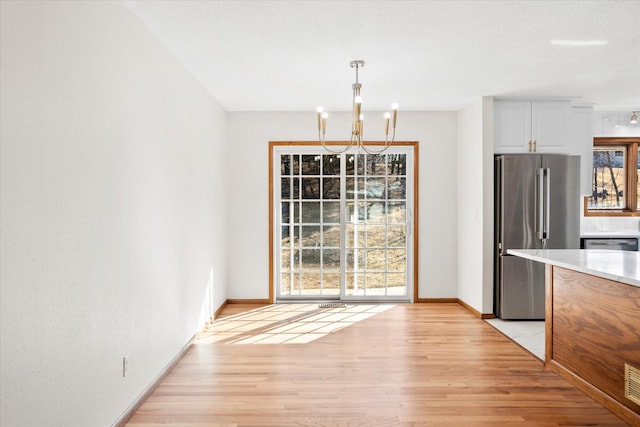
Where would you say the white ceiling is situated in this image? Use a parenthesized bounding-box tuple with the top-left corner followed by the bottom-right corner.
(124, 0, 640, 112)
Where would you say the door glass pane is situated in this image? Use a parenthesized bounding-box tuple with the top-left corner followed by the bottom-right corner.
(323, 249, 340, 269)
(366, 225, 386, 246)
(366, 178, 386, 199)
(323, 155, 340, 175)
(388, 225, 406, 249)
(301, 155, 320, 174)
(388, 250, 406, 271)
(281, 273, 291, 295)
(388, 201, 406, 224)
(323, 178, 340, 199)
(281, 155, 292, 175)
(301, 202, 320, 223)
(301, 178, 320, 199)
(387, 273, 407, 295)
(366, 204, 386, 224)
(301, 272, 320, 295)
(388, 177, 406, 199)
(322, 273, 340, 295)
(323, 225, 341, 246)
(589, 147, 625, 209)
(301, 226, 321, 246)
(322, 202, 340, 223)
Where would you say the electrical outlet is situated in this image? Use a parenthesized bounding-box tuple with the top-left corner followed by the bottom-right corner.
(122, 355, 129, 378)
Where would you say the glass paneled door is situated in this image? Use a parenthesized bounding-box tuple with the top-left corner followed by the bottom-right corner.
(274, 145, 414, 302)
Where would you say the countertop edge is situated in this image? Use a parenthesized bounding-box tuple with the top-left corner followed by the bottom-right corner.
(581, 232, 640, 238)
(507, 249, 640, 288)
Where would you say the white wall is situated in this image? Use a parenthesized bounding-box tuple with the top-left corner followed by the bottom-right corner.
(226, 111, 458, 300)
(594, 111, 640, 137)
(456, 97, 494, 314)
(0, 1, 227, 425)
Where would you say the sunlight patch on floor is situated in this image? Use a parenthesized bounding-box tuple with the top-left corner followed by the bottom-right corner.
(197, 303, 395, 345)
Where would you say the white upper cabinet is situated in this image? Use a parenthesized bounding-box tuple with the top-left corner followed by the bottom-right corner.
(493, 98, 594, 196)
(494, 99, 570, 153)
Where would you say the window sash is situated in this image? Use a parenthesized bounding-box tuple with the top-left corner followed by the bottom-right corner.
(586, 138, 640, 216)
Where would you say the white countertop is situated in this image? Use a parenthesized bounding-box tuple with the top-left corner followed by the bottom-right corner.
(507, 249, 640, 288)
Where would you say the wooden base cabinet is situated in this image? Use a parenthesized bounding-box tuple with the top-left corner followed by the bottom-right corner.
(546, 265, 640, 425)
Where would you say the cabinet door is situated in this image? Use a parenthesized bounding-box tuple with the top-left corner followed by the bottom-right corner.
(531, 101, 570, 153)
(494, 100, 531, 153)
(569, 107, 594, 196)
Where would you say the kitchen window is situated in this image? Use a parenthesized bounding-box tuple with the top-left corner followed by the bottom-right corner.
(586, 137, 640, 215)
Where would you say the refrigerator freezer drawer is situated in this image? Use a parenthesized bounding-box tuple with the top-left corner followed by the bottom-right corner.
(498, 255, 545, 319)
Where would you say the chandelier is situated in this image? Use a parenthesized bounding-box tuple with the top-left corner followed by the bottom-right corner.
(316, 60, 398, 154)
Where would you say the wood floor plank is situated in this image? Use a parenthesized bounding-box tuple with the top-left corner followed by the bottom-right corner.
(126, 303, 629, 426)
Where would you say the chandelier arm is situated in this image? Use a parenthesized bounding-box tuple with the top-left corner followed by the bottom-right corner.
(357, 127, 396, 155)
(359, 142, 392, 155)
(320, 139, 354, 154)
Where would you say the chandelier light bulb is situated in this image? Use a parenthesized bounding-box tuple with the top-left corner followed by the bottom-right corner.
(355, 96, 362, 104)
(391, 103, 398, 110)
(631, 112, 638, 124)
(316, 106, 325, 134)
(384, 112, 391, 135)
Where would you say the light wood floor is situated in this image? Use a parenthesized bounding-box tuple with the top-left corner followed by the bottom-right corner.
(126, 303, 629, 426)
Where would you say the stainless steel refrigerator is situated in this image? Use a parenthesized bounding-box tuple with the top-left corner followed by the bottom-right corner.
(494, 154, 580, 319)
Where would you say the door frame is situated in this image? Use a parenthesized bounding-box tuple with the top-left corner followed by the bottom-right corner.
(268, 141, 419, 303)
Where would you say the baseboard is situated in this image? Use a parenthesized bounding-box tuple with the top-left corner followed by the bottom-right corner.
(112, 336, 195, 427)
(456, 298, 494, 319)
(415, 297, 493, 318)
(549, 360, 640, 426)
(213, 299, 228, 320)
(415, 297, 458, 303)
(227, 298, 270, 305)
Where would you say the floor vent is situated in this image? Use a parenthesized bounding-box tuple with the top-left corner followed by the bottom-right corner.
(318, 303, 347, 309)
(625, 363, 640, 406)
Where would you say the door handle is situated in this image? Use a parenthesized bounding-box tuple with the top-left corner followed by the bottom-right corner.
(537, 168, 545, 240)
(544, 168, 551, 239)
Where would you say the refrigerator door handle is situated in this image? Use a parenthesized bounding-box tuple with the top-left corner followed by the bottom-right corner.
(537, 168, 545, 240)
(544, 168, 551, 240)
